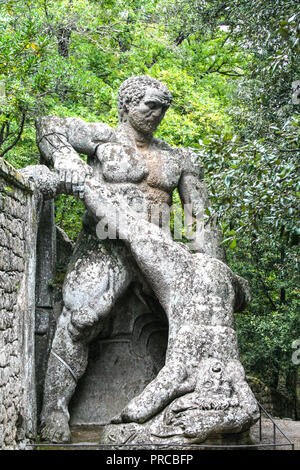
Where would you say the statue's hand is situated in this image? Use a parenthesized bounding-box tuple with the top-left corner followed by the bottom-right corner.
(20, 165, 60, 199)
(54, 157, 93, 199)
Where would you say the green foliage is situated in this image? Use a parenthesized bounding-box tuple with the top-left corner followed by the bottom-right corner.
(235, 305, 299, 393)
(228, 236, 299, 392)
(55, 194, 85, 241)
(199, 129, 299, 249)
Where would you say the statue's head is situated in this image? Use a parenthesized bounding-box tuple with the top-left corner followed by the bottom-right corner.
(117, 75, 172, 135)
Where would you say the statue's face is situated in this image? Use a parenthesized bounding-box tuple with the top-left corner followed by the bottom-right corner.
(126, 88, 168, 135)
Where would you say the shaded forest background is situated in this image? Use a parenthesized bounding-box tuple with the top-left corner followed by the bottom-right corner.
(0, 0, 299, 411)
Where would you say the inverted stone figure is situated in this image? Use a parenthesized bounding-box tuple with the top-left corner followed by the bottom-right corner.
(83, 180, 259, 444)
(31, 75, 258, 443)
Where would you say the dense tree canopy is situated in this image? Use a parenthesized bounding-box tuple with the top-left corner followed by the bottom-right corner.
(0, 0, 299, 407)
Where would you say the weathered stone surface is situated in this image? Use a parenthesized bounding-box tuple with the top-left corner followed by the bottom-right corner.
(69, 290, 167, 425)
(33, 196, 57, 420)
(82, 181, 259, 444)
(56, 226, 74, 270)
(21, 165, 60, 200)
(31, 75, 258, 445)
(0, 158, 37, 449)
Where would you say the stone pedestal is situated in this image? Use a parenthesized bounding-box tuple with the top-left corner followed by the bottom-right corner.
(99, 424, 252, 449)
(35, 199, 56, 418)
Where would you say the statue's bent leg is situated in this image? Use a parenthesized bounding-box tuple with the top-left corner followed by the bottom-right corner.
(40, 308, 89, 443)
(41, 235, 132, 442)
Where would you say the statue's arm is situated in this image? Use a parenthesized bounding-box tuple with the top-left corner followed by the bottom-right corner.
(178, 149, 225, 260)
(35, 116, 113, 197)
(177, 149, 207, 219)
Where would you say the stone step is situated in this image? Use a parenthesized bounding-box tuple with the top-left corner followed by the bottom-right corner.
(36, 425, 102, 450)
(35, 425, 253, 451)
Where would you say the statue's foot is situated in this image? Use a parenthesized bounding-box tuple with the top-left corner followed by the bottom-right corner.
(40, 411, 71, 443)
(110, 413, 123, 424)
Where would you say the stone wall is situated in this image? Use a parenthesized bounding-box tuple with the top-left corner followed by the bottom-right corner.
(0, 158, 37, 450)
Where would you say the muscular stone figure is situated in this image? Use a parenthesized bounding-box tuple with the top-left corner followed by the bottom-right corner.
(36, 75, 223, 442)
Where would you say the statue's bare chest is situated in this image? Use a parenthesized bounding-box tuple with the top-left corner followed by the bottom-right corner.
(96, 142, 181, 192)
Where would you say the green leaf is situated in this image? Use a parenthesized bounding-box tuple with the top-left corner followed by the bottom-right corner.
(229, 237, 237, 249)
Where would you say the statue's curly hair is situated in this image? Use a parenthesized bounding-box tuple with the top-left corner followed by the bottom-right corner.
(117, 75, 172, 122)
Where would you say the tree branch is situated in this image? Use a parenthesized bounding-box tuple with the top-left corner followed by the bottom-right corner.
(0, 112, 26, 158)
(258, 274, 277, 310)
(174, 32, 190, 46)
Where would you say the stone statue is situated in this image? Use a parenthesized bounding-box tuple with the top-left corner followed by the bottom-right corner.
(29, 75, 258, 444)
(83, 179, 259, 444)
